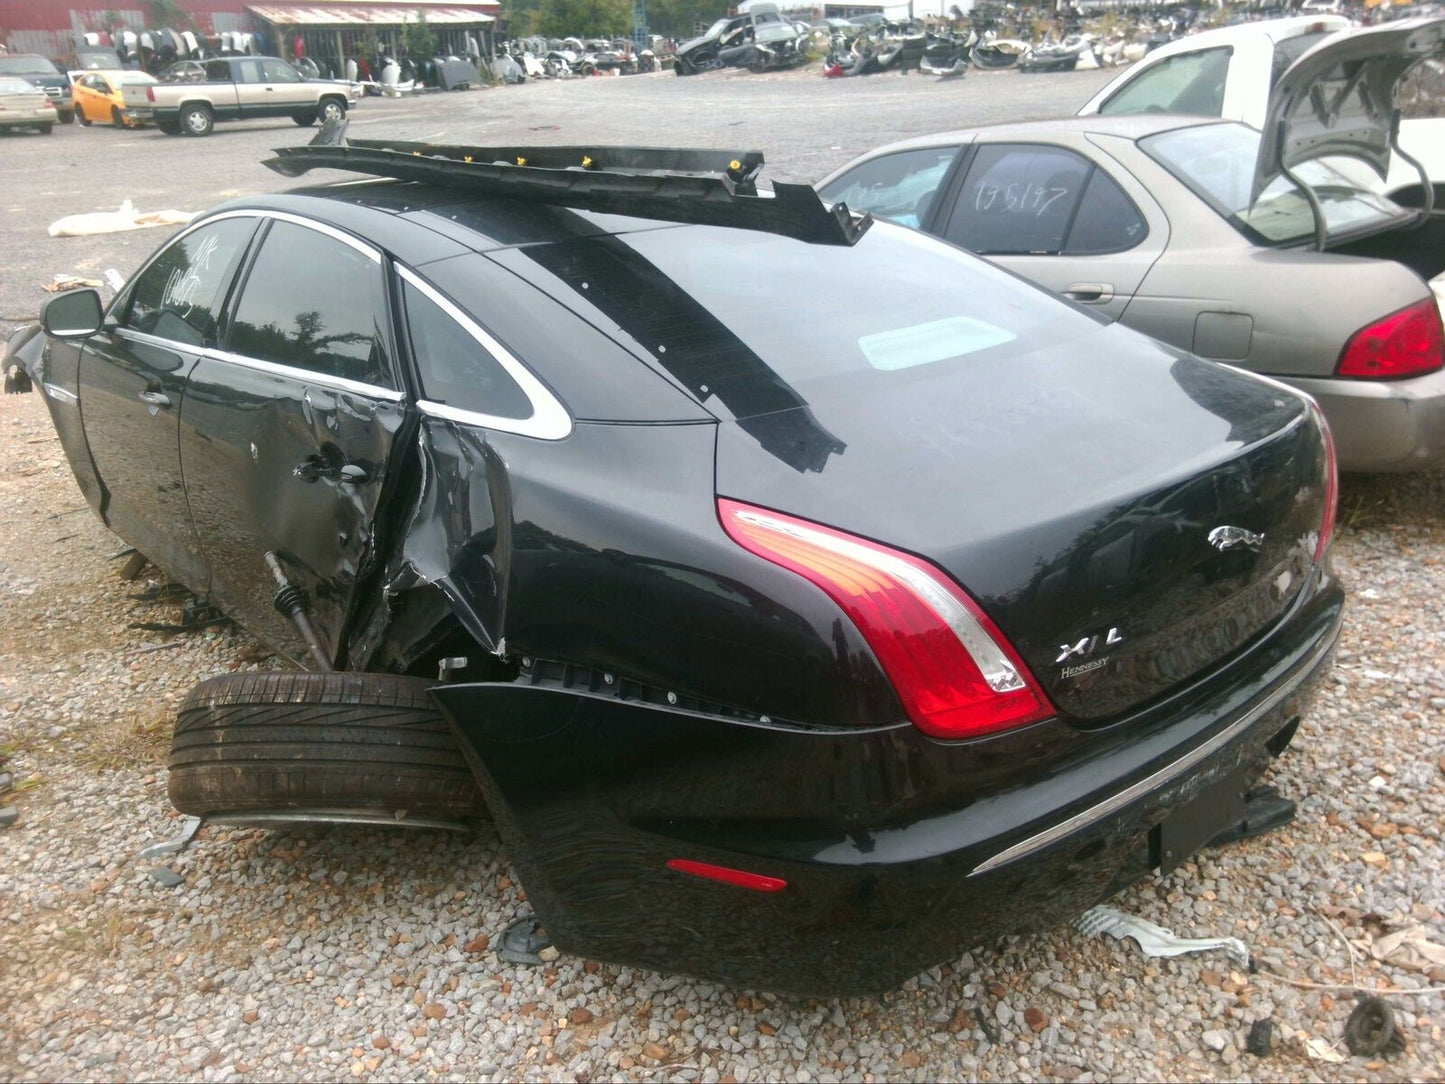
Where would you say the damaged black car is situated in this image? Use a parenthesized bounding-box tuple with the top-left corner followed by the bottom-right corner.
(10, 136, 1344, 995)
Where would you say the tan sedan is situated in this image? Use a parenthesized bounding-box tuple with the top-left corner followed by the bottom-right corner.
(0, 77, 58, 135)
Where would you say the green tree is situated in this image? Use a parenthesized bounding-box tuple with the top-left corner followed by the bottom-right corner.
(402, 11, 438, 57)
(645, 0, 723, 39)
(535, 0, 630, 39)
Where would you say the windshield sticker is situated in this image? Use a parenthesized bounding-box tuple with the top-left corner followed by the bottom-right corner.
(858, 316, 1016, 371)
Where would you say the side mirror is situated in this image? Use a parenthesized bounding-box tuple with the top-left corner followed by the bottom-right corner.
(40, 288, 104, 339)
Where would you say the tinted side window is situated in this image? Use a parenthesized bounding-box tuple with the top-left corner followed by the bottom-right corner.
(402, 280, 532, 420)
(1063, 170, 1148, 254)
(942, 144, 1090, 255)
(229, 221, 392, 388)
(1098, 47, 1232, 117)
(232, 59, 265, 84)
(124, 217, 256, 347)
(818, 147, 961, 229)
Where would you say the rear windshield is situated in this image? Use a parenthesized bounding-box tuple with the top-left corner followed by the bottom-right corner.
(0, 57, 60, 76)
(504, 220, 1101, 421)
(1140, 122, 1407, 244)
(1270, 31, 1335, 85)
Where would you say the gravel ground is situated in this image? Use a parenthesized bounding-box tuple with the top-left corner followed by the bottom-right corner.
(2, 67, 1444, 1083)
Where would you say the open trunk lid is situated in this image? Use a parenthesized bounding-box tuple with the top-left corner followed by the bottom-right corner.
(714, 326, 1329, 723)
(1254, 15, 1445, 201)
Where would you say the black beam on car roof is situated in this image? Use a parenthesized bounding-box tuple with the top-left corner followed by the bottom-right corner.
(262, 121, 871, 247)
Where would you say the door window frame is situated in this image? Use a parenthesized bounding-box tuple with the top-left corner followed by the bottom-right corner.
(216, 212, 404, 400)
(932, 141, 1150, 257)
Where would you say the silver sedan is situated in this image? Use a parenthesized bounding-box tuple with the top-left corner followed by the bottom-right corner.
(818, 113, 1445, 472)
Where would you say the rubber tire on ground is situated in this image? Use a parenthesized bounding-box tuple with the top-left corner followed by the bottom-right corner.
(168, 671, 484, 820)
(111, 106, 125, 128)
(37, 123, 53, 134)
(180, 104, 213, 136)
(77, 108, 92, 126)
(318, 97, 346, 124)
(157, 120, 181, 135)
(292, 109, 318, 126)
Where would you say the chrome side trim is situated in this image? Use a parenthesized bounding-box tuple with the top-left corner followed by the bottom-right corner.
(967, 626, 1338, 878)
(398, 265, 573, 441)
(44, 382, 78, 404)
(203, 348, 404, 401)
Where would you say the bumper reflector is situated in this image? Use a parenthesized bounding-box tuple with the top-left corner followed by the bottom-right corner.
(666, 858, 787, 892)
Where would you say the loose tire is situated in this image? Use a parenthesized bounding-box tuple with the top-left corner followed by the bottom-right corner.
(179, 103, 213, 136)
(169, 671, 484, 822)
(292, 109, 318, 126)
(318, 97, 346, 124)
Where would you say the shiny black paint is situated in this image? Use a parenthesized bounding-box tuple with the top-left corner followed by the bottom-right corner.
(79, 330, 212, 592)
(432, 579, 1341, 995)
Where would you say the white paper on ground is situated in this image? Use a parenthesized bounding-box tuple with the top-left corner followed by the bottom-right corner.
(1075, 905, 1251, 968)
(49, 200, 197, 238)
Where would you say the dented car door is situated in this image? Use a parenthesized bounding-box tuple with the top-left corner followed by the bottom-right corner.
(179, 216, 405, 664)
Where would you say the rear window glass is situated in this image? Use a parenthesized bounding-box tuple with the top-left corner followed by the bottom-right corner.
(1270, 31, 1335, 85)
(0, 57, 60, 76)
(503, 221, 1100, 420)
(1141, 122, 1407, 244)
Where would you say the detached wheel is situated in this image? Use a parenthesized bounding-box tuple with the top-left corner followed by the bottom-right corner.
(168, 671, 484, 823)
(179, 103, 213, 136)
(317, 97, 346, 124)
(292, 109, 318, 126)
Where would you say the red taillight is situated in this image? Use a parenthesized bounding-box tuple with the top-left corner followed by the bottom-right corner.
(666, 859, 787, 892)
(1309, 401, 1338, 563)
(718, 499, 1053, 740)
(146, 85, 155, 102)
(1336, 299, 1444, 380)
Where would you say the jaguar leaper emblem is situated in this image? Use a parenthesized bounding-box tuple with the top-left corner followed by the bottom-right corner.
(1208, 525, 1265, 552)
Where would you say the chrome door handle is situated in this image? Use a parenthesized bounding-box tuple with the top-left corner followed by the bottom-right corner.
(337, 463, 371, 485)
(137, 390, 172, 415)
(1062, 282, 1114, 304)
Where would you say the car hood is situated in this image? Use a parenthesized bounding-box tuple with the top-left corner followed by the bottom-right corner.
(714, 323, 1328, 722)
(1254, 14, 1445, 200)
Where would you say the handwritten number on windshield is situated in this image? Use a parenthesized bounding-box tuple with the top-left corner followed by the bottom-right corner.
(974, 183, 1070, 217)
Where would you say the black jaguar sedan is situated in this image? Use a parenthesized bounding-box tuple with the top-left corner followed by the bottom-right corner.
(14, 140, 1342, 994)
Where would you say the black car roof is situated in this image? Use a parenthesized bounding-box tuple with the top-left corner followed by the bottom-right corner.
(210, 181, 690, 266)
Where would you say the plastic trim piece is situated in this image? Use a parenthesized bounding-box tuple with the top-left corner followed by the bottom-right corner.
(263, 122, 872, 247)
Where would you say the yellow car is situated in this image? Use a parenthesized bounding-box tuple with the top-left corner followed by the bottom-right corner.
(72, 70, 156, 128)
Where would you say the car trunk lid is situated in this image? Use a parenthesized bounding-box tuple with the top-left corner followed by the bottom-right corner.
(713, 326, 1327, 724)
(1253, 15, 1445, 201)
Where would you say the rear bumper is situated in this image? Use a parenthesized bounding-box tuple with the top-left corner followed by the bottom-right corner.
(0, 106, 58, 126)
(433, 579, 1343, 995)
(1281, 367, 1445, 472)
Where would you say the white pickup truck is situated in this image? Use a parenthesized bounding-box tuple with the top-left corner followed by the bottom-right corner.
(1078, 15, 1445, 206)
(125, 55, 357, 137)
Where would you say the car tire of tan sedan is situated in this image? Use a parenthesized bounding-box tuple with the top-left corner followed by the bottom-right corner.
(168, 671, 485, 822)
(292, 109, 318, 126)
(318, 98, 346, 124)
(157, 120, 181, 135)
(179, 104, 213, 136)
